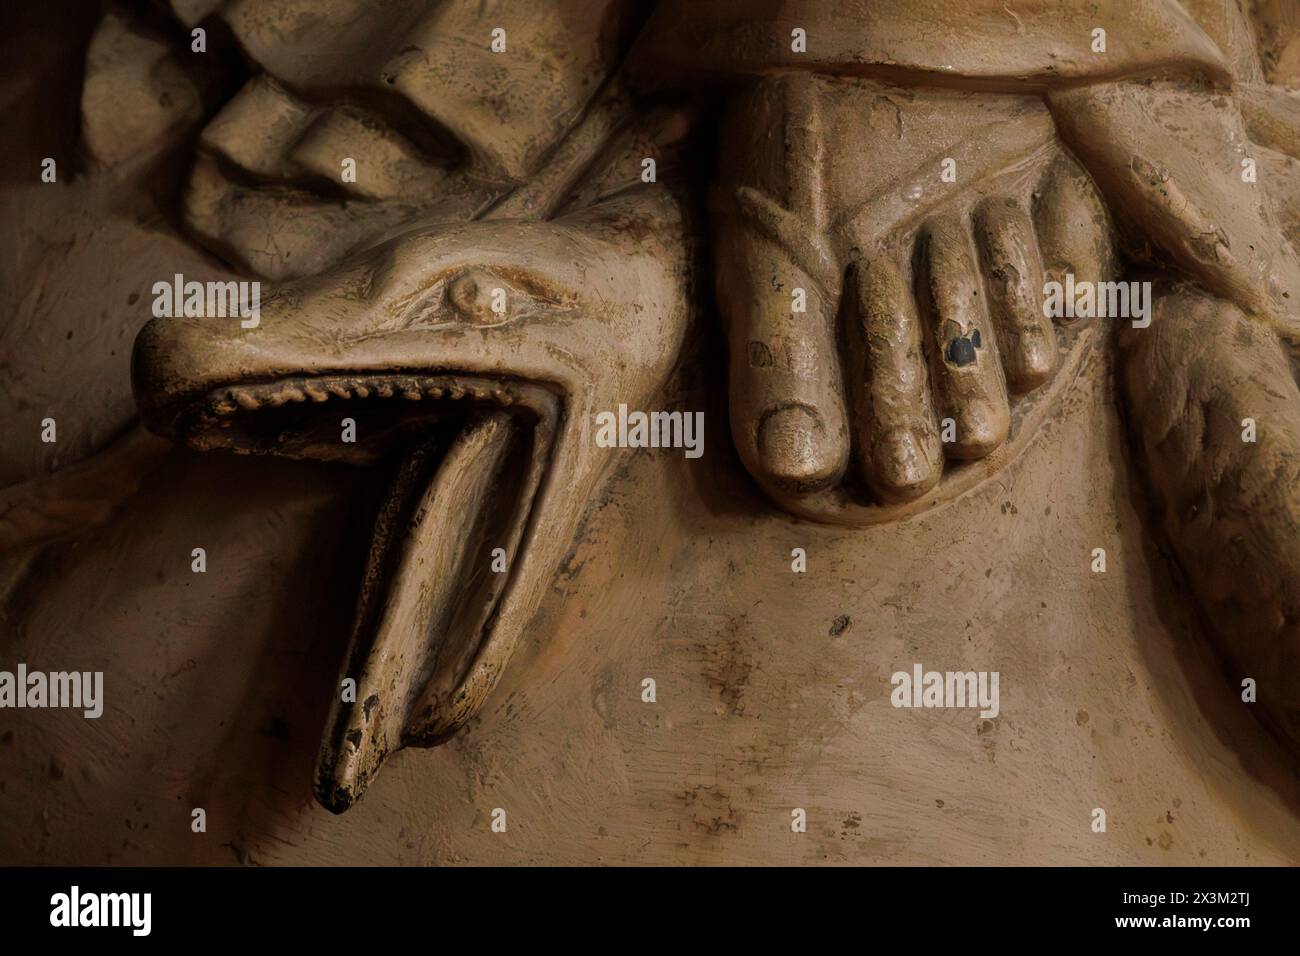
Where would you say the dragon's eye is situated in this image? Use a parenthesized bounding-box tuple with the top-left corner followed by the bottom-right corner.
(405, 266, 575, 328)
(389, 263, 578, 332)
(446, 270, 505, 324)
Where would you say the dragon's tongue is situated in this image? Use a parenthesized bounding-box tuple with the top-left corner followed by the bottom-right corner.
(316, 409, 522, 811)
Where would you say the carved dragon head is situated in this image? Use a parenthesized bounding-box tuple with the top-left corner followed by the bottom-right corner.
(133, 74, 695, 809)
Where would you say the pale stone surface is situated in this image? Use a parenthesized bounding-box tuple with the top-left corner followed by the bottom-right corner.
(1, 0, 1298, 865)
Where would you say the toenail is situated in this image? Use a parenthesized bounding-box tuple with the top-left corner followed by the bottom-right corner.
(758, 405, 834, 488)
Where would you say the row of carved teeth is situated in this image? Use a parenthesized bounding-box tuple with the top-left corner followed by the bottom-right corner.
(208, 376, 518, 416)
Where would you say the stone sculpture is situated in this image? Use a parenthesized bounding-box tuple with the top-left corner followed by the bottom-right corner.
(1, 0, 1299, 864)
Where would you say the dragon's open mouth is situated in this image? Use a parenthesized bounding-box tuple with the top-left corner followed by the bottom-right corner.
(148, 371, 561, 812)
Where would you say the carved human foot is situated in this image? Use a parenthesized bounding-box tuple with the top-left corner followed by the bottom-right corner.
(132, 187, 692, 810)
(640, 0, 1300, 762)
(712, 75, 1115, 522)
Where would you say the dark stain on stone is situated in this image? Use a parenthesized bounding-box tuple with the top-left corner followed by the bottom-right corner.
(678, 785, 741, 836)
(703, 621, 754, 716)
(946, 328, 982, 366)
